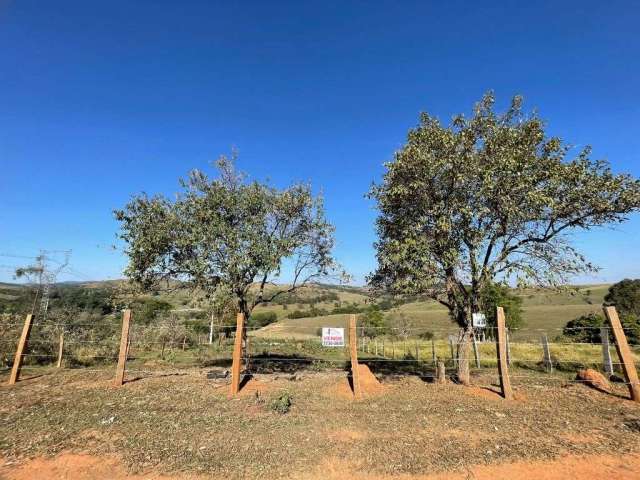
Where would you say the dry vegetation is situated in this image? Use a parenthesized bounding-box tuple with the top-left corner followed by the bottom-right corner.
(1, 367, 640, 479)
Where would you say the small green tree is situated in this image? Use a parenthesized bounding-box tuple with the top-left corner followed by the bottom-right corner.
(369, 93, 640, 384)
(359, 305, 388, 338)
(115, 155, 345, 324)
(480, 283, 524, 332)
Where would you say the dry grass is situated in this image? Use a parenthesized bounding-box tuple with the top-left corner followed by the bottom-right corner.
(1, 366, 640, 479)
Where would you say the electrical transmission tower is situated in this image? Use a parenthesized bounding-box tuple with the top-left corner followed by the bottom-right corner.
(38, 250, 71, 321)
(9, 250, 71, 321)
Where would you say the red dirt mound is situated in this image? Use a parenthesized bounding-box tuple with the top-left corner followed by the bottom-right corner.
(358, 364, 384, 397)
(576, 369, 611, 393)
(324, 365, 385, 400)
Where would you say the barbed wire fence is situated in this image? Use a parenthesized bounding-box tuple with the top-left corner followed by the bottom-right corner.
(2, 305, 639, 402)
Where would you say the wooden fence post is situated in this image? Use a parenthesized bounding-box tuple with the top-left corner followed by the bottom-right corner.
(603, 306, 640, 402)
(496, 307, 514, 400)
(541, 334, 553, 373)
(230, 312, 245, 395)
(56, 330, 64, 368)
(348, 314, 362, 399)
(472, 333, 481, 368)
(600, 326, 614, 377)
(8, 314, 34, 385)
(114, 309, 132, 387)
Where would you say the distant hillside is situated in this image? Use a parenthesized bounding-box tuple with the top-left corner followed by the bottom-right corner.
(1, 279, 615, 337)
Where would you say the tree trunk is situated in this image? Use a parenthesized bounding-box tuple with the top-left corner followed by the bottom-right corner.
(456, 328, 472, 385)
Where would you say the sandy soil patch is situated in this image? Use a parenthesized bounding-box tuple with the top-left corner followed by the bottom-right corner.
(4, 452, 640, 480)
(0, 453, 205, 480)
(300, 453, 640, 480)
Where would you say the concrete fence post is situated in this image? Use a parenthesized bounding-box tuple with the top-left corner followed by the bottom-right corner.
(600, 326, 614, 377)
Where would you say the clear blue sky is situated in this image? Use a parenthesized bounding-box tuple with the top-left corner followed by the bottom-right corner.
(1, 1, 639, 285)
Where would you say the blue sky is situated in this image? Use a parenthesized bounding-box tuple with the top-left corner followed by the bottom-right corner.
(1, 1, 639, 285)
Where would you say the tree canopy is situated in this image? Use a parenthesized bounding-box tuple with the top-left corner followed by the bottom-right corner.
(368, 92, 640, 382)
(604, 279, 640, 318)
(479, 283, 524, 332)
(369, 92, 640, 328)
(115, 154, 344, 318)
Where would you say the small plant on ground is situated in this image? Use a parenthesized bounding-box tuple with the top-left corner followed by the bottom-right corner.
(269, 391, 292, 414)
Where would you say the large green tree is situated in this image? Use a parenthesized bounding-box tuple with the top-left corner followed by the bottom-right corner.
(115, 155, 344, 323)
(368, 93, 640, 384)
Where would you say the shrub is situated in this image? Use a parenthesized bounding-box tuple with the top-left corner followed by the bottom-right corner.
(269, 392, 292, 414)
(249, 311, 278, 328)
(286, 307, 329, 319)
(563, 312, 640, 345)
(605, 279, 640, 318)
(562, 313, 603, 343)
(360, 306, 388, 337)
(131, 298, 172, 325)
(331, 303, 363, 315)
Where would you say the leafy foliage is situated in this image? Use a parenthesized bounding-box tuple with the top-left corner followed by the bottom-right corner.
(479, 283, 524, 331)
(359, 305, 388, 337)
(115, 154, 345, 319)
(269, 391, 292, 414)
(563, 315, 640, 346)
(562, 313, 604, 343)
(604, 279, 640, 318)
(248, 311, 278, 328)
(369, 92, 640, 333)
(129, 298, 172, 325)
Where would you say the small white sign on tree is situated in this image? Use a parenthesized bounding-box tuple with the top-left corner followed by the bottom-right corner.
(472, 313, 487, 328)
(322, 327, 345, 347)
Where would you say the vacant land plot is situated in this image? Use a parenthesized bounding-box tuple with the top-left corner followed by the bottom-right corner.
(1, 366, 640, 479)
(251, 284, 609, 342)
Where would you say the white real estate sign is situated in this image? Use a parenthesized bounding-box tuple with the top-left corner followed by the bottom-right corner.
(322, 327, 345, 347)
(472, 313, 487, 328)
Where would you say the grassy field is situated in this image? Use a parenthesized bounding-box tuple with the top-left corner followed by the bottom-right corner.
(250, 284, 610, 342)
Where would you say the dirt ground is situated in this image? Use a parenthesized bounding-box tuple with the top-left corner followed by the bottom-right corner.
(2, 452, 640, 480)
(1, 367, 640, 479)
